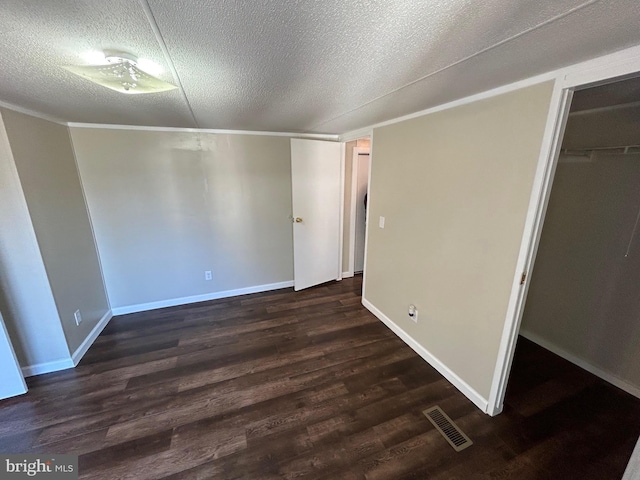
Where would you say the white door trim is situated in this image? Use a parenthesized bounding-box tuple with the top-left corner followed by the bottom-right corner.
(361, 132, 375, 299)
(487, 48, 640, 416)
(337, 142, 346, 281)
(486, 81, 572, 415)
(347, 146, 370, 277)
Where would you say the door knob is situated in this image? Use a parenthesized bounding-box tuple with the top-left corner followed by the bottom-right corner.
(295, 217, 303, 223)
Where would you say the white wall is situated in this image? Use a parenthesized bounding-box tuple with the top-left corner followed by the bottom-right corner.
(0, 112, 71, 370)
(70, 128, 294, 311)
(2, 109, 110, 355)
(521, 151, 640, 395)
(364, 82, 555, 405)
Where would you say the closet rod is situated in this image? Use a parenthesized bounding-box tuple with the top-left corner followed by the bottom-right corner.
(562, 144, 640, 155)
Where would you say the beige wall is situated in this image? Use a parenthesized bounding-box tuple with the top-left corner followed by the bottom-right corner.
(71, 128, 294, 309)
(521, 152, 640, 391)
(364, 82, 554, 399)
(2, 109, 110, 355)
(0, 112, 70, 367)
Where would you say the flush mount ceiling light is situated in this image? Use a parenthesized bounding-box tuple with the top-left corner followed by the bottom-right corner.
(64, 52, 177, 94)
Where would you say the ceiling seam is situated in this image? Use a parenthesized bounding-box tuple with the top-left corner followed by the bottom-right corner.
(307, 0, 601, 132)
(138, 0, 200, 129)
(66, 122, 339, 139)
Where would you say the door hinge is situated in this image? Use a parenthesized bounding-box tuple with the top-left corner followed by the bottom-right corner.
(520, 272, 527, 285)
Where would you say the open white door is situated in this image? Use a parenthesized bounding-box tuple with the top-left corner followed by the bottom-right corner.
(291, 139, 343, 291)
(0, 312, 27, 400)
(623, 435, 640, 480)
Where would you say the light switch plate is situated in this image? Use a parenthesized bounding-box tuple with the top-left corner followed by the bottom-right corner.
(379, 216, 385, 228)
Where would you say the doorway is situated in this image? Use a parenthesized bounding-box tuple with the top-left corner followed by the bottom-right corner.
(290, 136, 371, 291)
(353, 147, 370, 273)
(343, 137, 370, 278)
(498, 76, 640, 475)
(515, 75, 640, 398)
(489, 52, 640, 418)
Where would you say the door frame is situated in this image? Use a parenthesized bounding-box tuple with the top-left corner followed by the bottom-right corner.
(346, 145, 370, 277)
(337, 142, 346, 281)
(487, 47, 640, 416)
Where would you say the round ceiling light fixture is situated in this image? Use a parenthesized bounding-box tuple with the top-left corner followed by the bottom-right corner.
(64, 51, 177, 95)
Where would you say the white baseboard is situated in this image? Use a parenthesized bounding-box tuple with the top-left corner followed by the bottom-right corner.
(112, 280, 294, 316)
(20, 310, 112, 377)
(362, 298, 489, 413)
(72, 309, 113, 366)
(21, 357, 74, 377)
(342, 271, 362, 278)
(520, 329, 640, 400)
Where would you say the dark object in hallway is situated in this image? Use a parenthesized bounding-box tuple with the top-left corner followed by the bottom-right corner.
(0, 276, 638, 479)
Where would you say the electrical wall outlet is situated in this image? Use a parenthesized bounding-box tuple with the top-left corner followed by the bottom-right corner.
(408, 304, 418, 323)
(74, 309, 82, 326)
(205, 270, 212, 281)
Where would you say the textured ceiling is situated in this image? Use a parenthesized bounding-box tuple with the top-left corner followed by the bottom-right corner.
(1, 0, 640, 134)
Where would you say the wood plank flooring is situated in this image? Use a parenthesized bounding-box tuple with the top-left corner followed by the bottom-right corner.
(1, 276, 639, 479)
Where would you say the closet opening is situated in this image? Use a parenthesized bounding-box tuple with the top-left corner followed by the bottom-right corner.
(502, 75, 640, 476)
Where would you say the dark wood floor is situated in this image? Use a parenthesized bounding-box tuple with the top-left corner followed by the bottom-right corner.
(1, 276, 639, 479)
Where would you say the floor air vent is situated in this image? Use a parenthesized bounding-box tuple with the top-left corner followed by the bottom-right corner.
(423, 406, 473, 452)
